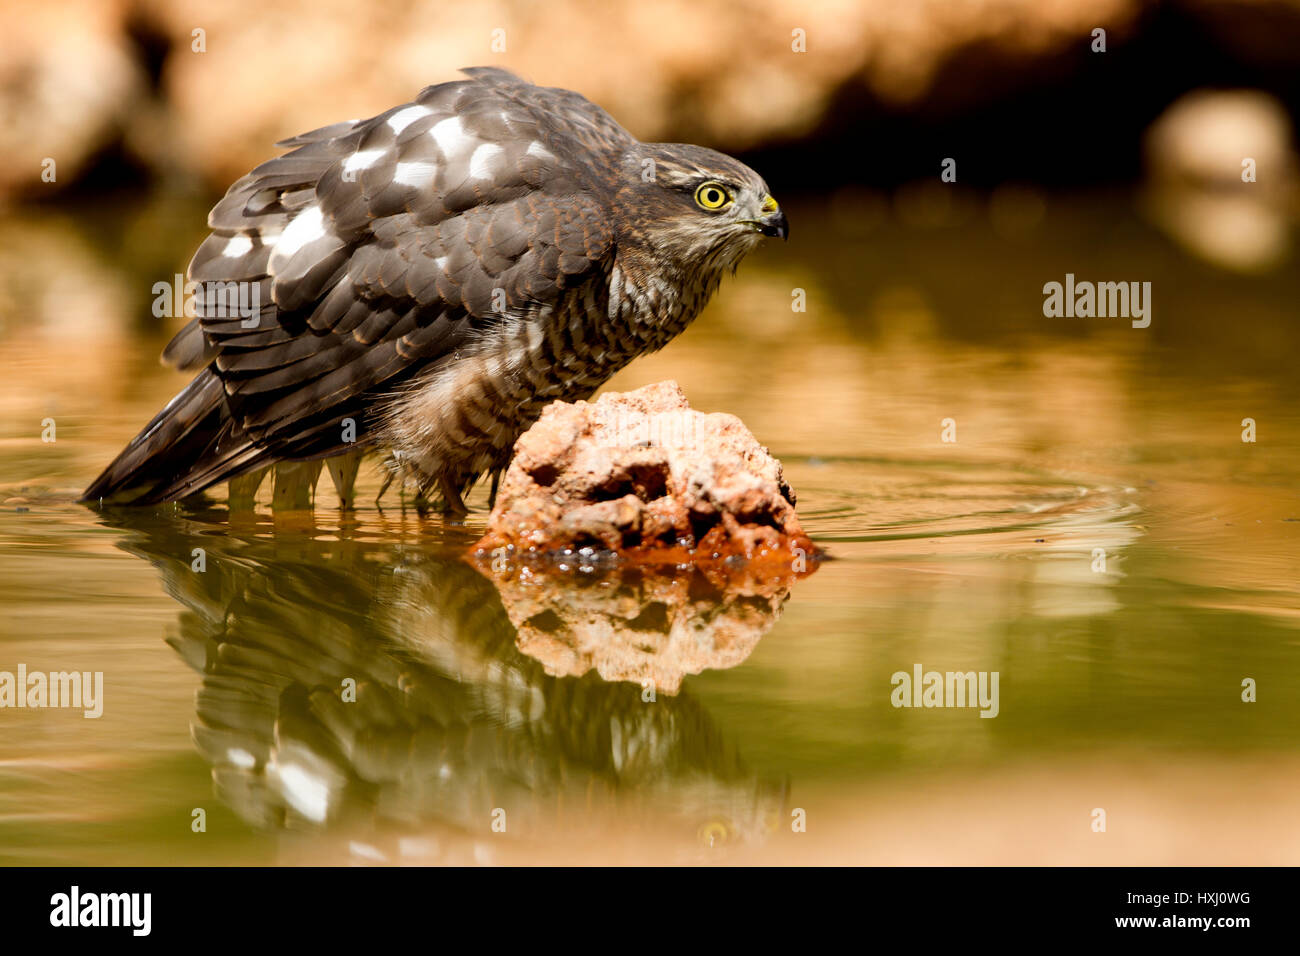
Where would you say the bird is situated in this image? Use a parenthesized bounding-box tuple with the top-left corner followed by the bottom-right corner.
(82, 66, 788, 514)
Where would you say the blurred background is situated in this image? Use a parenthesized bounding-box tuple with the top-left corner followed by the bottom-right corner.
(5, 0, 1300, 195)
(0, 0, 1298, 865)
(6, 0, 1300, 372)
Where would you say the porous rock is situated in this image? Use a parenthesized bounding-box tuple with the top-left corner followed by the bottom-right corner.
(472, 381, 818, 566)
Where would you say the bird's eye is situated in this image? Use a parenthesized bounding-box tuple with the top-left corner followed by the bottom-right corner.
(694, 182, 732, 211)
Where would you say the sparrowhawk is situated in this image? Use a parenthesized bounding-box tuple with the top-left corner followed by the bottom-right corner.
(83, 67, 788, 513)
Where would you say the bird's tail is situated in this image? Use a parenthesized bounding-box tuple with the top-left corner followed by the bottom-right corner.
(81, 368, 271, 505)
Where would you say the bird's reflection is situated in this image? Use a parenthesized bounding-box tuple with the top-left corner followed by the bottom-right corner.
(104, 510, 801, 860)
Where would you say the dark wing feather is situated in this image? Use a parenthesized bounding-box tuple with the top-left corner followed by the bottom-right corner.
(104, 68, 629, 503)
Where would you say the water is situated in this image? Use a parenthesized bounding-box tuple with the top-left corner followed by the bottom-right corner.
(1, 191, 1297, 864)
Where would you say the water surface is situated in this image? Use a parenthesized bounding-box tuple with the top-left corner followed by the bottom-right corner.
(1, 191, 1297, 864)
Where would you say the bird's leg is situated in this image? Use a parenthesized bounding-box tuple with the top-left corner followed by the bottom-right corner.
(228, 465, 269, 511)
(376, 450, 408, 510)
(272, 460, 323, 511)
(414, 492, 432, 518)
(375, 469, 395, 510)
(438, 475, 469, 519)
(487, 469, 501, 510)
(326, 450, 362, 510)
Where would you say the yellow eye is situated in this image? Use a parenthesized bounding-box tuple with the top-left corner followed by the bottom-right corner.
(694, 182, 732, 211)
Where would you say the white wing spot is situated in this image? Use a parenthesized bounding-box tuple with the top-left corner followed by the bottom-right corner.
(430, 116, 473, 157)
(271, 205, 326, 261)
(222, 235, 253, 258)
(343, 149, 386, 173)
(226, 747, 256, 769)
(273, 762, 330, 823)
(387, 105, 433, 135)
(469, 143, 504, 180)
(526, 141, 554, 162)
(393, 161, 437, 190)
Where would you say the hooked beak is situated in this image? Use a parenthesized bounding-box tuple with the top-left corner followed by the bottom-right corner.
(756, 195, 788, 240)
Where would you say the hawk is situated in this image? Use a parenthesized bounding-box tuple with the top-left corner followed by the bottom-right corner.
(83, 67, 788, 514)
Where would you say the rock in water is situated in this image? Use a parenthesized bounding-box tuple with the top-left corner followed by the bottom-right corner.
(472, 381, 818, 567)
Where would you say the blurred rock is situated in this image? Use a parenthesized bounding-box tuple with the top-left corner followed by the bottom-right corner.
(0, 0, 148, 201)
(1143, 88, 1299, 272)
(473, 381, 817, 565)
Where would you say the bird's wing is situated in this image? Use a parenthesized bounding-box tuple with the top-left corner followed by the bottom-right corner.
(168, 67, 629, 451)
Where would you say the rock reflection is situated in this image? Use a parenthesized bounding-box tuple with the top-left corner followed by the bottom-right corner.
(476, 557, 803, 694)
(106, 512, 791, 857)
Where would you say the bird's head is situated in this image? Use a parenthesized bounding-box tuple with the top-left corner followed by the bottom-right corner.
(617, 143, 788, 275)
